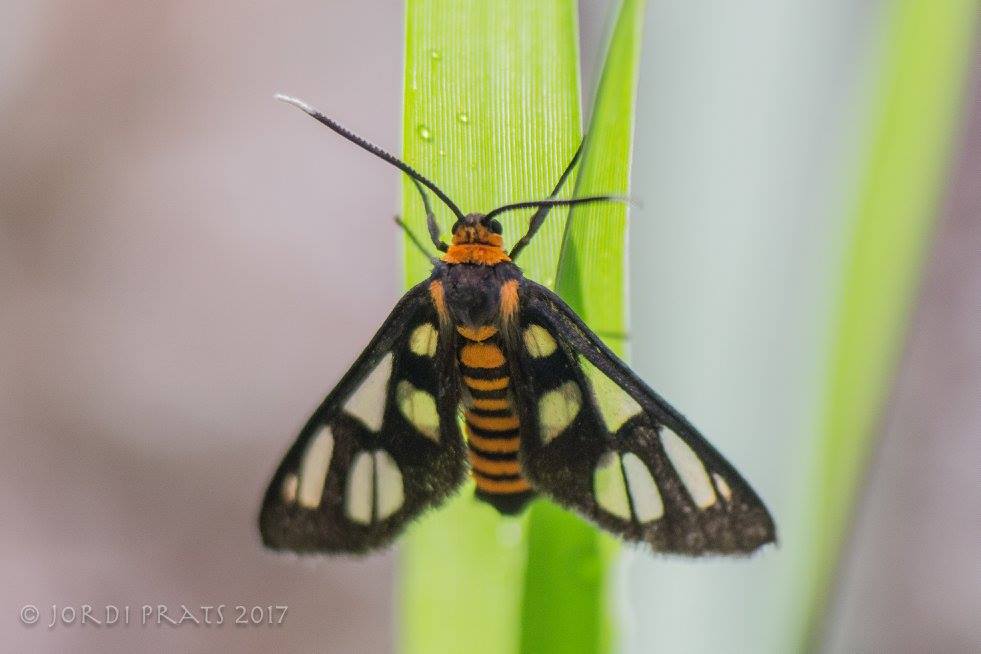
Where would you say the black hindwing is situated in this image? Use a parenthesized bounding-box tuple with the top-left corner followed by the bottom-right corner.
(259, 280, 465, 553)
(507, 280, 775, 555)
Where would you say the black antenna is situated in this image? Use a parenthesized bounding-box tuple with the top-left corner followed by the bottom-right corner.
(276, 94, 466, 222)
(484, 195, 632, 224)
(509, 143, 583, 259)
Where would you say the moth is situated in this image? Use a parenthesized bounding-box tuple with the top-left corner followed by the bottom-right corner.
(260, 95, 776, 555)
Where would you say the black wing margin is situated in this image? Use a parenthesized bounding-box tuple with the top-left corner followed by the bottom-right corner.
(259, 280, 465, 554)
(508, 280, 775, 555)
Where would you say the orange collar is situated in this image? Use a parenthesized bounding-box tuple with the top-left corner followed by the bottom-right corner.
(441, 226, 511, 265)
(442, 244, 511, 265)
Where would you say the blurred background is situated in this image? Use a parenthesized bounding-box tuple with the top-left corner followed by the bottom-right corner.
(1, 1, 977, 653)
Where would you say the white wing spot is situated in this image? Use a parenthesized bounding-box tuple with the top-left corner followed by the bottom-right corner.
(581, 359, 643, 433)
(713, 473, 733, 502)
(621, 453, 664, 522)
(281, 473, 298, 505)
(374, 450, 404, 520)
(593, 452, 631, 520)
(297, 425, 334, 508)
(523, 324, 557, 358)
(343, 352, 393, 432)
(661, 427, 717, 508)
(396, 380, 440, 441)
(345, 452, 374, 524)
(409, 323, 438, 357)
(538, 381, 581, 442)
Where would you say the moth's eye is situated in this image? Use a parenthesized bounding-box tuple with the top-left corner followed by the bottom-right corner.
(488, 219, 503, 234)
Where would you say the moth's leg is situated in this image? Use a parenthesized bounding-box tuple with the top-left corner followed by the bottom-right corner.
(409, 178, 449, 252)
(394, 216, 438, 265)
(509, 141, 583, 259)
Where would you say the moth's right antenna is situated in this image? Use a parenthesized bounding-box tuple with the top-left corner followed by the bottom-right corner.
(276, 94, 466, 223)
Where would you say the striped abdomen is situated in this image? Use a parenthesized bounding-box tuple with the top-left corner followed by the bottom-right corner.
(457, 324, 535, 514)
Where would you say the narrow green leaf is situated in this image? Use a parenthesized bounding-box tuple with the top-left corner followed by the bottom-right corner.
(802, 0, 975, 646)
(521, 2, 647, 653)
(399, 3, 581, 654)
(556, 0, 645, 348)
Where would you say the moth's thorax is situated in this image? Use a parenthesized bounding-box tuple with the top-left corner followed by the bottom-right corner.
(441, 224, 511, 266)
(438, 263, 520, 329)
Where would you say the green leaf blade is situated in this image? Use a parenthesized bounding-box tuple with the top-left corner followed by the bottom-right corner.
(399, 3, 581, 654)
(401, 0, 582, 286)
(400, 2, 647, 652)
(522, 2, 647, 654)
(556, 0, 645, 350)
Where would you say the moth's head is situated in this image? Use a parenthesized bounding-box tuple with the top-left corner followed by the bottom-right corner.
(441, 213, 509, 265)
(273, 96, 627, 266)
(450, 213, 504, 248)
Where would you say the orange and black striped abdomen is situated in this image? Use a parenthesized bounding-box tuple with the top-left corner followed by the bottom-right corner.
(457, 324, 535, 514)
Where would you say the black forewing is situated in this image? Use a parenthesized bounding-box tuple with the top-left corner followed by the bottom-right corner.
(259, 279, 465, 554)
(506, 279, 775, 555)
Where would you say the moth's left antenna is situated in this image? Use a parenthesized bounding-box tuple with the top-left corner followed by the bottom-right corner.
(275, 94, 466, 222)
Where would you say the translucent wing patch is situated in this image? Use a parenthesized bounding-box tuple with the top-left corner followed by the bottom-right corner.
(581, 358, 642, 432)
(259, 281, 466, 553)
(294, 425, 335, 508)
(342, 352, 393, 431)
(509, 280, 775, 555)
